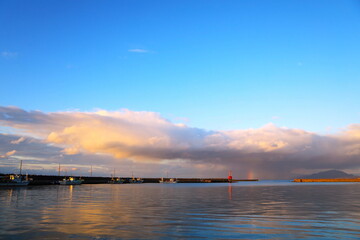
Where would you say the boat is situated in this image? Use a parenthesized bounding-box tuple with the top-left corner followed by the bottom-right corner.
(109, 177, 124, 184)
(0, 174, 30, 186)
(59, 177, 83, 185)
(159, 177, 178, 183)
(0, 160, 30, 186)
(128, 172, 143, 184)
(129, 177, 143, 184)
(128, 176, 143, 184)
(109, 169, 124, 184)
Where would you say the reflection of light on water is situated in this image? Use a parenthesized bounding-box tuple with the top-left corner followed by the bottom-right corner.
(23, 187, 27, 199)
(6, 183, 360, 239)
(5, 188, 28, 207)
(89, 184, 93, 199)
(40, 186, 137, 238)
(7, 189, 13, 204)
(228, 184, 232, 200)
(69, 185, 73, 201)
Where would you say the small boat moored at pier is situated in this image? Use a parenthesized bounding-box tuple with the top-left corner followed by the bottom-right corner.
(109, 169, 124, 184)
(59, 177, 83, 185)
(159, 177, 178, 183)
(0, 160, 31, 186)
(129, 176, 143, 184)
(0, 174, 30, 186)
(109, 177, 124, 184)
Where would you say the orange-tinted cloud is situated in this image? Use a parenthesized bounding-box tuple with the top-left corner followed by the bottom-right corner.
(1, 106, 360, 178)
(0, 150, 16, 158)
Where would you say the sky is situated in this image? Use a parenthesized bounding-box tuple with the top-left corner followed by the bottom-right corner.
(0, 0, 360, 179)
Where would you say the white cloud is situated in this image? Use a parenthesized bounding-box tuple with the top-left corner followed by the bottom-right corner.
(1, 51, 18, 58)
(128, 49, 149, 53)
(11, 137, 26, 144)
(1, 106, 360, 178)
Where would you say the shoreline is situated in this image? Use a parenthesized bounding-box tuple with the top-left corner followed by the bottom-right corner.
(293, 178, 360, 182)
(0, 173, 258, 185)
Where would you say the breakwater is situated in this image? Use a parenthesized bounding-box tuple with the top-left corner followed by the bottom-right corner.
(293, 178, 360, 182)
(0, 174, 258, 185)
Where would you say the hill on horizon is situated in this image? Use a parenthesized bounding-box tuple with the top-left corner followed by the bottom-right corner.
(297, 170, 358, 179)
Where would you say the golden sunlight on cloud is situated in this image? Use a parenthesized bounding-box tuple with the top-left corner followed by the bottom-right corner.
(1, 106, 360, 179)
(207, 123, 313, 153)
(42, 112, 309, 159)
(0, 150, 16, 158)
(337, 124, 360, 156)
(45, 110, 174, 158)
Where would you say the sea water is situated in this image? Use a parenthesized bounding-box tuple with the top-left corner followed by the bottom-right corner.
(1, 181, 360, 239)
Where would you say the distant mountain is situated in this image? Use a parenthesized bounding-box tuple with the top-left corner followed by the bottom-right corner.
(298, 170, 358, 179)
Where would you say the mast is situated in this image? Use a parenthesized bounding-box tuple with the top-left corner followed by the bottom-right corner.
(19, 160, 23, 175)
(58, 163, 61, 176)
(90, 165, 93, 177)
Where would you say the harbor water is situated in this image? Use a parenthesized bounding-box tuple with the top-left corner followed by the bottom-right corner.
(1, 181, 360, 239)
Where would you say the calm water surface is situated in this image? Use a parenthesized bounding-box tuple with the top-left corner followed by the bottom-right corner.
(1, 181, 360, 239)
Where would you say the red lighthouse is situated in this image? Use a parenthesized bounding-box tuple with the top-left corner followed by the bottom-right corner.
(228, 170, 233, 183)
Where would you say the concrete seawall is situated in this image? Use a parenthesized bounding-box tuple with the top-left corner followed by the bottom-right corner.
(0, 174, 258, 185)
(293, 178, 360, 182)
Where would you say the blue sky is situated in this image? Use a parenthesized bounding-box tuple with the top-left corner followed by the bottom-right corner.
(1, 0, 360, 132)
(1, 0, 360, 178)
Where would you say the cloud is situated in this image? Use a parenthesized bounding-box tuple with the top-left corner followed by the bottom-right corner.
(1, 51, 18, 58)
(0, 106, 360, 178)
(0, 133, 120, 176)
(128, 49, 149, 53)
(11, 137, 26, 144)
(0, 150, 16, 158)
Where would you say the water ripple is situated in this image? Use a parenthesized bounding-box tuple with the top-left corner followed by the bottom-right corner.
(1, 182, 360, 239)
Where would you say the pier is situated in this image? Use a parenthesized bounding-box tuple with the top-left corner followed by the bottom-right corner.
(0, 174, 258, 185)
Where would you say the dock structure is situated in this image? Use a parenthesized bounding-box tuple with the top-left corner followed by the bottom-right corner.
(293, 178, 360, 182)
(0, 174, 259, 185)
(173, 178, 258, 183)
